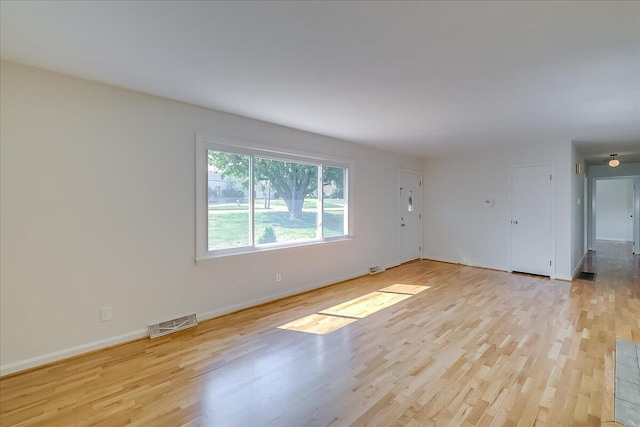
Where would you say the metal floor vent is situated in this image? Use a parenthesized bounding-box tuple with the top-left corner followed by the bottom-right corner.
(369, 265, 385, 275)
(149, 313, 198, 339)
(577, 271, 596, 281)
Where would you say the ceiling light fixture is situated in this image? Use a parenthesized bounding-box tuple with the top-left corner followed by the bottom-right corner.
(608, 154, 620, 168)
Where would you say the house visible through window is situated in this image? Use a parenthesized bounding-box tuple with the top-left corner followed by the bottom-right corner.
(196, 137, 350, 260)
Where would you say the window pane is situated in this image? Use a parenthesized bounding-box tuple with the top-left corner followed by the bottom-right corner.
(323, 166, 346, 237)
(207, 150, 250, 250)
(254, 157, 319, 245)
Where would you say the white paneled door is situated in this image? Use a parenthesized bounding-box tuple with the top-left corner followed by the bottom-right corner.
(399, 171, 422, 263)
(511, 164, 552, 276)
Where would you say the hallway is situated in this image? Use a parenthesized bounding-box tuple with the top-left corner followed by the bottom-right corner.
(582, 241, 639, 287)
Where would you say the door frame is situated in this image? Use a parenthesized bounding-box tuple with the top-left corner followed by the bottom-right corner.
(589, 175, 640, 253)
(508, 163, 556, 279)
(584, 174, 589, 255)
(398, 169, 423, 265)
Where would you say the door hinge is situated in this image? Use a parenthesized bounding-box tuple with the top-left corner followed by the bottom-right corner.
(419, 213, 422, 219)
(419, 246, 422, 252)
(549, 260, 552, 266)
(420, 181, 422, 187)
(550, 174, 552, 181)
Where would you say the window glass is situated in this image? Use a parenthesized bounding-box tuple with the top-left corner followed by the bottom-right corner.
(323, 166, 346, 237)
(254, 158, 319, 245)
(207, 150, 250, 250)
(197, 138, 350, 259)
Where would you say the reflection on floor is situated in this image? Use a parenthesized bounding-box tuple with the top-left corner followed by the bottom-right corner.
(276, 313, 358, 335)
(278, 284, 429, 334)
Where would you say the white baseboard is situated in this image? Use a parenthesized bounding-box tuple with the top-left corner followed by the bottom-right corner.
(198, 269, 368, 322)
(386, 262, 401, 270)
(421, 255, 461, 265)
(421, 256, 508, 273)
(1, 270, 369, 377)
(571, 253, 587, 279)
(463, 261, 509, 272)
(422, 255, 580, 281)
(0, 329, 148, 377)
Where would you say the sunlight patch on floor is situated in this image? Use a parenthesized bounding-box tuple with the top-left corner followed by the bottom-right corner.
(278, 284, 430, 335)
(277, 313, 358, 335)
(379, 284, 431, 295)
(319, 291, 412, 319)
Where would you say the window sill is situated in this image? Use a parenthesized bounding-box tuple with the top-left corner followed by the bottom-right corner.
(195, 236, 354, 265)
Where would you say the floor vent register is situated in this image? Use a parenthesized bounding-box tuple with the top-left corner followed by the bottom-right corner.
(149, 313, 198, 339)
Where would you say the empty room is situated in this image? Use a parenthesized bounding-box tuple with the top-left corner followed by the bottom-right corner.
(1, 1, 639, 426)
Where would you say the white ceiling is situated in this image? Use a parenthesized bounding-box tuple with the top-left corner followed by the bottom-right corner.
(1, 1, 639, 163)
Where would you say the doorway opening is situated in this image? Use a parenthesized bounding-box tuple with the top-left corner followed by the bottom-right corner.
(590, 176, 639, 254)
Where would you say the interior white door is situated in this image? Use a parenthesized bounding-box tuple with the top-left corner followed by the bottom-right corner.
(399, 171, 422, 263)
(511, 165, 552, 276)
(633, 176, 640, 255)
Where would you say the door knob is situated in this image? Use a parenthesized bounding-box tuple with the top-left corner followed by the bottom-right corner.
(401, 224, 406, 227)
(512, 220, 518, 224)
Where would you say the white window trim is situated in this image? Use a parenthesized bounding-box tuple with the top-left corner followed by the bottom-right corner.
(195, 134, 353, 263)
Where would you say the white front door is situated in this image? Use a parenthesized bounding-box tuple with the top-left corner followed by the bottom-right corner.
(399, 171, 422, 263)
(511, 164, 552, 276)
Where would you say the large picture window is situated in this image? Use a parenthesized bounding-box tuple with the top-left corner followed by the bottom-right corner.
(196, 136, 350, 260)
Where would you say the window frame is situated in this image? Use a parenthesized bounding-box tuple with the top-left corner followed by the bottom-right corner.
(196, 134, 352, 263)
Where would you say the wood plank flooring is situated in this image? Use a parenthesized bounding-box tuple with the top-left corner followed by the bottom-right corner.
(318, 291, 413, 319)
(1, 241, 638, 426)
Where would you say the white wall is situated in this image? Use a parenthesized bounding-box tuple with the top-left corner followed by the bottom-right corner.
(587, 162, 640, 252)
(595, 179, 635, 241)
(422, 141, 573, 280)
(570, 143, 586, 277)
(0, 61, 423, 375)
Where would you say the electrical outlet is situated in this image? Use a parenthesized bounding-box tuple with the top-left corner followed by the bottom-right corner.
(101, 306, 112, 322)
(275, 273, 282, 283)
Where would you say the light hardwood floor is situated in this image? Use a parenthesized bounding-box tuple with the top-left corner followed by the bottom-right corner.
(1, 241, 638, 426)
